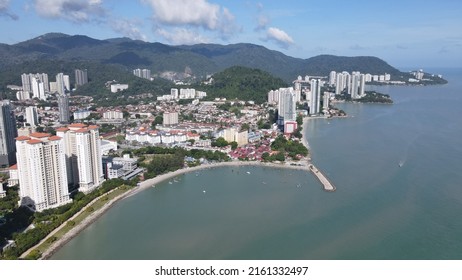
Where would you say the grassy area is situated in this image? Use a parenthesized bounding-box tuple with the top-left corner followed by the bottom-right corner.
(27, 186, 131, 258)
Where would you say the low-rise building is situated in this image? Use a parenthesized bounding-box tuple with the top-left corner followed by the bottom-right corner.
(110, 84, 129, 93)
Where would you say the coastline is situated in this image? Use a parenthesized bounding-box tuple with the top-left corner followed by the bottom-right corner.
(39, 160, 311, 259)
(38, 118, 320, 260)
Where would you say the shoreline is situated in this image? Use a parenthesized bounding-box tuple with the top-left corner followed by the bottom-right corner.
(40, 160, 311, 259)
(39, 118, 324, 260)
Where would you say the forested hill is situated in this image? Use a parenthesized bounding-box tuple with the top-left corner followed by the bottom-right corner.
(200, 66, 288, 104)
(0, 33, 405, 82)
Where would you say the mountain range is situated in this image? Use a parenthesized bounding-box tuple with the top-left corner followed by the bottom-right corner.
(0, 33, 403, 82)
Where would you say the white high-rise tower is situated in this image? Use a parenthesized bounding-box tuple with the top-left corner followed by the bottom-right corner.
(56, 124, 105, 194)
(16, 133, 71, 212)
(309, 79, 321, 115)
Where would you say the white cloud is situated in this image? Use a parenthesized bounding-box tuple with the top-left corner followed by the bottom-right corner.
(33, 0, 105, 22)
(265, 27, 294, 49)
(255, 15, 269, 31)
(142, 0, 237, 38)
(156, 28, 209, 45)
(111, 19, 147, 41)
(0, 0, 18, 19)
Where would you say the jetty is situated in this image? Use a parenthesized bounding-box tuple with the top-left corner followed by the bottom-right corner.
(308, 164, 336, 192)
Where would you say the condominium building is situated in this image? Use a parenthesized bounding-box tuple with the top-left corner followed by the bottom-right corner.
(56, 124, 104, 194)
(75, 69, 88, 87)
(57, 93, 70, 124)
(163, 112, 179, 126)
(309, 80, 321, 115)
(133, 68, 151, 79)
(55, 73, 70, 95)
(0, 100, 18, 166)
(25, 106, 39, 127)
(276, 87, 298, 134)
(103, 110, 124, 119)
(16, 133, 71, 212)
(21, 73, 49, 93)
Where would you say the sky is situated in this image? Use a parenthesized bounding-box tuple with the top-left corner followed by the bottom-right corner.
(0, 0, 461, 68)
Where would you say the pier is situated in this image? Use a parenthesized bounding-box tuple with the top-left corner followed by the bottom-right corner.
(308, 164, 336, 192)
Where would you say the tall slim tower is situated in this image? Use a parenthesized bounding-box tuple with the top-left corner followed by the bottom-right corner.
(359, 74, 366, 97)
(25, 106, 39, 127)
(16, 133, 71, 212)
(0, 100, 18, 166)
(277, 87, 296, 126)
(351, 73, 360, 99)
(58, 94, 70, 124)
(56, 73, 66, 95)
(309, 79, 321, 115)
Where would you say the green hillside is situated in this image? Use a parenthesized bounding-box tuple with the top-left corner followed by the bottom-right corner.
(199, 66, 288, 104)
(0, 33, 411, 83)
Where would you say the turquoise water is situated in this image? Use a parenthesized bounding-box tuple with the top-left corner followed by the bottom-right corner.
(52, 68, 462, 259)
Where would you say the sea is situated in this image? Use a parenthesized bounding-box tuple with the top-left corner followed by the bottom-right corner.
(51, 68, 462, 260)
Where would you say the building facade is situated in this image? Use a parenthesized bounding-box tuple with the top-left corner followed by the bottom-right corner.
(163, 112, 179, 126)
(56, 124, 105, 194)
(0, 100, 18, 166)
(16, 133, 71, 212)
(75, 69, 88, 87)
(309, 79, 321, 115)
(58, 93, 70, 124)
(25, 106, 39, 127)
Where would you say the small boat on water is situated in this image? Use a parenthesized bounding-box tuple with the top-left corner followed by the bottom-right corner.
(398, 161, 404, 167)
(168, 181, 173, 184)
(246, 171, 251, 174)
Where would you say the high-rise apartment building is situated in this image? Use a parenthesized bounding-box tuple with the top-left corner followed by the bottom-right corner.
(75, 69, 88, 87)
(277, 87, 297, 126)
(56, 73, 69, 95)
(25, 106, 39, 127)
(56, 124, 104, 194)
(309, 79, 321, 115)
(31, 76, 46, 100)
(133, 68, 151, 79)
(21, 73, 49, 93)
(163, 112, 179, 126)
(0, 100, 18, 166)
(16, 133, 71, 212)
(58, 93, 70, 124)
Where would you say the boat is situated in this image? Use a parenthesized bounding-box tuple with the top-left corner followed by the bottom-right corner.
(398, 161, 404, 167)
(246, 171, 251, 174)
(168, 181, 173, 184)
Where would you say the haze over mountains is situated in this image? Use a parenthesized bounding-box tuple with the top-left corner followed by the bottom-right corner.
(0, 33, 403, 82)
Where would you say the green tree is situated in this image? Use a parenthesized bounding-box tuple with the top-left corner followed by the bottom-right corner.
(212, 137, 228, 148)
(230, 141, 238, 150)
(154, 115, 163, 125)
(241, 123, 250, 131)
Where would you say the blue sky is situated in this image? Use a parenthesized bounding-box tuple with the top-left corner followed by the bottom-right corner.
(1, 0, 461, 68)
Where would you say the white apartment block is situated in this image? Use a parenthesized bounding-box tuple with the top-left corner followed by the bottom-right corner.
(103, 110, 124, 119)
(16, 133, 71, 212)
(56, 124, 105, 194)
(163, 112, 179, 126)
(110, 84, 129, 93)
(73, 110, 91, 120)
(25, 106, 39, 127)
